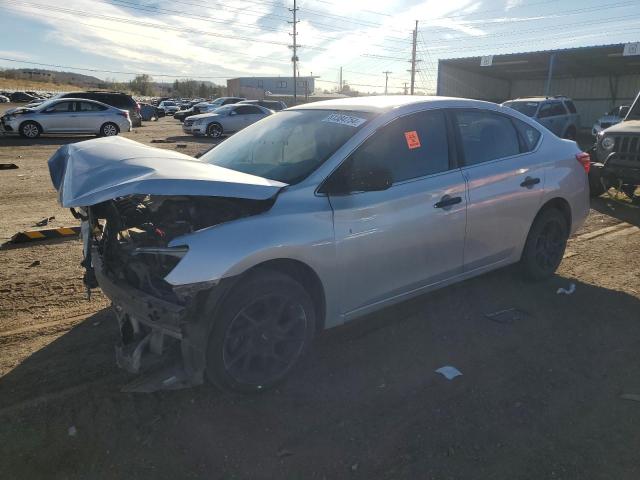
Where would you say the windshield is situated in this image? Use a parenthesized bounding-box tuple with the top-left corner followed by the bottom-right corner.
(33, 99, 60, 111)
(162, 101, 176, 106)
(200, 109, 373, 184)
(503, 101, 539, 117)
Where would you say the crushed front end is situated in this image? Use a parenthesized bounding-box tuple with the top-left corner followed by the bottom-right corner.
(80, 195, 270, 392)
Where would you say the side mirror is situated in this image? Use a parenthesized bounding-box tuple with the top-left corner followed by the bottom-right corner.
(322, 162, 393, 195)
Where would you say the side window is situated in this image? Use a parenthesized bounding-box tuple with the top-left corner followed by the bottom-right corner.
(564, 100, 577, 114)
(550, 102, 566, 116)
(78, 102, 106, 112)
(454, 110, 520, 166)
(537, 103, 554, 118)
(235, 106, 256, 114)
(512, 118, 541, 152)
(45, 101, 74, 113)
(346, 110, 450, 185)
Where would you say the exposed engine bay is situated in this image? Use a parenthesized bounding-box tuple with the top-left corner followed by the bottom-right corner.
(83, 195, 273, 303)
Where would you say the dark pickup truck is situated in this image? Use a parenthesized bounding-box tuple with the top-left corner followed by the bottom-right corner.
(590, 90, 640, 199)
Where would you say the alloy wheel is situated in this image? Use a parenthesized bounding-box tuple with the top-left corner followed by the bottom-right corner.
(22, 123, 39, 138)
(534, 220, 564, 271)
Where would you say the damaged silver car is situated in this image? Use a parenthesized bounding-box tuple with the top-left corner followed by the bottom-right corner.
(49, 96, 590, 393)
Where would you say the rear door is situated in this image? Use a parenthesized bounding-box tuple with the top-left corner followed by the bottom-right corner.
(537, 101, 566, 136)
(237, 105, 268, 127)
(224, 106, 249, 131)
(452, 109, 545, 271)
(327, 109, 467, 316)
(39, 101, 76, 132)
(75, 101, 109, 132)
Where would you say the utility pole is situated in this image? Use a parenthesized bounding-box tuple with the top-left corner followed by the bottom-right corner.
(408, 20, 420, 95)
(382, 71, 392, 95)
(403, 82, 408, 95)
(288, 0, 299, 104)
(339, 66, 343, 93)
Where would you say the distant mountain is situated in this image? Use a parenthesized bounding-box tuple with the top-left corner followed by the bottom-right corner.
(0, 68, 106, 87)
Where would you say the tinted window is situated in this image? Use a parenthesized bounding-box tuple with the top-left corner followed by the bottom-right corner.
(512, 118, 541, 152)
(78, 101, 106, 112)
(45, 101, 74, 113)
(346, 110, 450, 184)
(550, 102, 566, 116)
(236, 106, 263, 114)
(503, 101, 538, 117)
(537, 103, 554, 118)
(564, 100, 577, 114)
(454, 110, 520, 165)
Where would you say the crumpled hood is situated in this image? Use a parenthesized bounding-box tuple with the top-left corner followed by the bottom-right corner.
(603, 120, 640, 134)
(2, 106, 34, 116)
(48, 136, 287, 207)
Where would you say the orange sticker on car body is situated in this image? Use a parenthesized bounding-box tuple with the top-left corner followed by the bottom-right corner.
(404, 130, 421, 149)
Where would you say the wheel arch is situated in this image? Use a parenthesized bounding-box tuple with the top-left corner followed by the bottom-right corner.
(19, 119, 43, 134)
(537, 197, 572, 231)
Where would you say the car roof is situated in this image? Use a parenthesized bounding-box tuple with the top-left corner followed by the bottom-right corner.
(48, 98, 113, 107)
(288, 95, 497, 113)
(507, 96, 571, 103)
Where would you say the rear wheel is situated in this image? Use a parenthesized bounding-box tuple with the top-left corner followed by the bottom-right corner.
(100, 122, 119, 137)
(206, 270, 315, 393)
(520, 208, 569, 280)
(19, 121, 41, 138)
(588, 164, 607, 197)
(207, 122, 223, 138)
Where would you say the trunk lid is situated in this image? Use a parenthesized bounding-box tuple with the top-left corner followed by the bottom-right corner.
(48, 136, 287, 207)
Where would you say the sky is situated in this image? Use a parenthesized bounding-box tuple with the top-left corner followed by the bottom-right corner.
(0, 0, 639, 94)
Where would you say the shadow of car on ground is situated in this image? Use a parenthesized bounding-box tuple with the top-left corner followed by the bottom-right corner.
(2, 268, 640, 479)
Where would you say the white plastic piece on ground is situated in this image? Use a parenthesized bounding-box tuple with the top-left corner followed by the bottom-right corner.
(68, 425, 77, 436)
(435, 366, 463, 380)
(557, 283, 576, 295)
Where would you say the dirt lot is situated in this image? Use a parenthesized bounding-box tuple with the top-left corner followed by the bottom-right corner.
(1, 104, 640, 479)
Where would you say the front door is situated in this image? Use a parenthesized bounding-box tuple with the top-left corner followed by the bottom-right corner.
(39, 101, 76, 132)
(327, 109, 467, 316)
(451, 109, 546, 271)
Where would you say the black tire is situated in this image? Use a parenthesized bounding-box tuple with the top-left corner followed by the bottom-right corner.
(207, 122, 223, 138)
(206, 270, 316, 393)
(19, 121, 41, 138)
(520, 208, 569, 280)
(588, 164, 606, 197)
(100, 122, 119, 137)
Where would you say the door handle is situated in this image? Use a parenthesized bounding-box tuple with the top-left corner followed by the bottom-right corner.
(520, 176, 541, 188)
(434, 195, 462, 209)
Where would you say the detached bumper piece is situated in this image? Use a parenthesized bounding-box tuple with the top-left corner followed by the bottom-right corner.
(93, 252, 202, 393)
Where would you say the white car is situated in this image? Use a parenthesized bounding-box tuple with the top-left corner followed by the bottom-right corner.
(0, 98, 132, 138)
(0, 94, 9, 103)
(50, 96, 590, 393)
(183, 104, 272, 137)
(158, 101, 180, 115)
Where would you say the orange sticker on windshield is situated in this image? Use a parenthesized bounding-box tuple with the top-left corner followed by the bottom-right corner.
(404, 130, 421, 149)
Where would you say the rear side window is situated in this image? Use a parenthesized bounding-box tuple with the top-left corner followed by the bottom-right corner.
(564, 100, 577, 114)
(512, 118, 541, 152)
(454, 110, 520, 166)
(78, 101, 107, 112)
(235, 105, 262, 115)
(550, 102, 566, 116)
(347, 110, 450, 183)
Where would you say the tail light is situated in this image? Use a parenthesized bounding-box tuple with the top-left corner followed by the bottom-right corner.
(135, 102, 141, 113)
(118, 110, 129, 118)
(576, 152, 591, 174)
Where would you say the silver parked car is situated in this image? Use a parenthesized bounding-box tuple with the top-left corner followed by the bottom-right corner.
(158, 100, 180, 115)
(183, 104, 272, 137)
(49, 96, 590, 393)
(1, 98, 131, 138)
(502, 96, 579, 140)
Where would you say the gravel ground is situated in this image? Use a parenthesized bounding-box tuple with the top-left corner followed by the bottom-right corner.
(1, 104, 639, 480)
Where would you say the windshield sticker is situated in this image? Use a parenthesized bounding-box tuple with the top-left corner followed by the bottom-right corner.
(322, 113, 367, 128)
(404, 130, 421, 150)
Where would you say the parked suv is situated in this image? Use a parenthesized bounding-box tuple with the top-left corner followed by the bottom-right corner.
(592, 105, 630, 136)
(54, 91, 142, 127)
(590, 91, 640, 199)
(502, 96, 579, 140)
(49, 96, 590, 393)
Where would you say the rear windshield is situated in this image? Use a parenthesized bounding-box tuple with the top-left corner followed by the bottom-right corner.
(200, 110, 373, 184)
(503, 101, 539, 117)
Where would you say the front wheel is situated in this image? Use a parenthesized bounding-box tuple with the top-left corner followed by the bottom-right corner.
(207, 122, 223, 138)
(20, 121, 41, 138)
(520, 208, 569, 280)
(100, 122, 119, 137)
(206, 270, 316, 393)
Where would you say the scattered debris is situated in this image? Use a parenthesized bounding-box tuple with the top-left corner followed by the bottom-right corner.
(435, 366, 463, 380)
(557, 283, 576, 295)
(563, 251, 579, 259)
(0, 163, 18, 170)
(175, 144, 188, 149)
(351, 463, 359, 472)
(68, 425, 77, 437)
(27, 260, 40, 268)
(150, 139, 175, 143)
(276, 448, 293, 458)
(620, 394, 640, 402)
(485, 308, 525, 324)
(34, 216, 55, 227)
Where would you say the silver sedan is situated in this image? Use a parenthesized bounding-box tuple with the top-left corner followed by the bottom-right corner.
(50, 96, 590, 393)
(183, 104, 272, 137)
(1, 98, 132, 138)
